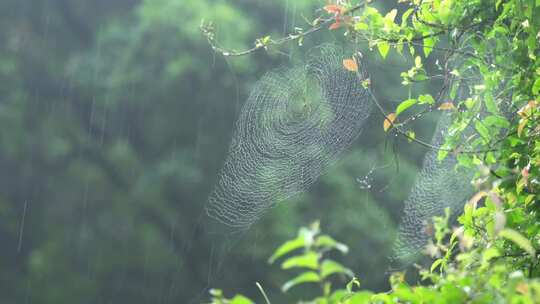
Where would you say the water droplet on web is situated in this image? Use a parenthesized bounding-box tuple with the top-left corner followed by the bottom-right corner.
(207, 44, 373, 227)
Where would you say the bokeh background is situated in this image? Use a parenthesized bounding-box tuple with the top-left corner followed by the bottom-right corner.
(0, 0, 441, 303)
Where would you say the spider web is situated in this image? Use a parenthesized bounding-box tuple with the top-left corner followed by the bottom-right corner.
(392, 113, 475, 263)
(207, 44, 373, 228)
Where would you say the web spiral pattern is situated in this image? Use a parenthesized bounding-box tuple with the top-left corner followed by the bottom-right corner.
(207, 45, 372, 228)
(393, 114, 475, 262)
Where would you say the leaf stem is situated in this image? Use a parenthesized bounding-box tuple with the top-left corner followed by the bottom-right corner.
(256, 282, 271, 304)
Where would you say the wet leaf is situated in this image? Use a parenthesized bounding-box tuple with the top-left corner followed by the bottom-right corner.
(516, 282, 529, 295)
(498, 228, 535, 257)
(346, 277, 361, 293)
(383, 113, 396, 132)
(431, 258, 444, 272)
(518, 119, 528, 137)
(378, 41, 390, 59)
(230, 295, 255, 304)
(329, 21, 342, 30)
(438, 102, 455, 110)
(385, 9, 398, 22)
(281, 272, 320, 292)
(418, 94, 435, 105)
(343, 58, 358, 72)
(324, 5, 344, 15)
(483, 115, 510, 128)
(406, 130, 416, 142)
(316, 235, 349, 253)
(532, 78, 540, 95)
(281, 252, 319, 270)
(423, 36, 436, 57)
(396, 98, 417, 116)
(268, 236, 305, 263)
(474, 121, 489, 139)
(320, 259, 354, 278)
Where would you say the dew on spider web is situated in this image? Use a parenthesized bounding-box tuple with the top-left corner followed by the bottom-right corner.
(356, 161, 393, 191)
(392, 113, 475, 263)
(356, 167, 375, 190)
(207, 44, 373, 228)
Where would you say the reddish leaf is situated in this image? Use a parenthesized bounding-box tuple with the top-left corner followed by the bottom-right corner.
(516, 282, 529, 295)
(518, 118, 528, 137)
(521, 163, 530, 186)
(468, 191, 487, 209)
(383, 113, 396, 131)
(329, 21, 342, 30)
(324, 5, 344, 15)
(438, 102, 455, 110)
(342, 58, 358, 72)
(518, 100, 538, 117)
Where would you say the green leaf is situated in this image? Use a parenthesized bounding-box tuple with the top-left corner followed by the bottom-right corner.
(230, 295, 255, 304)
(370, 293, 392, 303)
(268, 236, 306, 263)
(481, 247, 501, 265)
(281, 271, 320, 292)
(484, 92, 499, 113)
(392, 283, 418, 302)
(532, 78, 540, 95)
(449, 82, 458, 99)
(354, 22, 369, 30)
(396, 98, 417, 116)
(281, 252, 319, 270)
(346, 277, 361, 293)
(483, 115, 510, 128)
(456, 153, 473, 168)
(464, 97, 476, 109)
(320, 259, 354, 278)
(385, 9, 398, 22)
(406, 130, 416, 142)
(315, 235, 349, 253)
(329, 289, 348, 302)
(423, 36, 436, 57)
(499, 228, 536, 257)
(415, 56, 422, 68)
(261, 35, 271, 44)
(378, 41, 390, 59)
(401, 8, 414, 27)
(347, 291, 374, 303)
(418, 94, 435, 105)
(431, 258, 444, 272)
(474, 121, 490, 139)
(438, 149, 449, 161)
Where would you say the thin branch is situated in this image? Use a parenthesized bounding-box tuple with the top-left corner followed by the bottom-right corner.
(201, 3, 366, 57)
(353, 53, 504, 155)
(201, 2, 450, 57)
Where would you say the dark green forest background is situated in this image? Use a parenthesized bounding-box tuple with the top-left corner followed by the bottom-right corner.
(0, 0, 439, 303)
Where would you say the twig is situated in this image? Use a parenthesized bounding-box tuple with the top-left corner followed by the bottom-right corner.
(201, 1, 449, 57)
(353, 53, 504, 155)
(201, 3, 367, 57)
(256, 282, 271, 304)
